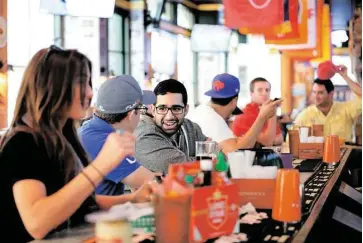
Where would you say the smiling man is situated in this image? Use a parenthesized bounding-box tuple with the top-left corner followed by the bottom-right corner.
(134, 79, 208, 174)
(294, 65, 362, 141)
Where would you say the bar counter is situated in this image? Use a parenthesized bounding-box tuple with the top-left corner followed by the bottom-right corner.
(31, 145, 362, 243)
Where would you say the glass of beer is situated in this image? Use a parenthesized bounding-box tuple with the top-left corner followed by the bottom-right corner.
(195, 141, 218, 186)
(195, 141, 218, 161)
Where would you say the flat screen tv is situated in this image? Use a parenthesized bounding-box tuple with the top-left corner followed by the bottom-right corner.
(40, 0, 115, 18)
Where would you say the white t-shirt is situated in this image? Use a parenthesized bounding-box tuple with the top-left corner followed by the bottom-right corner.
(188, 104, 235, 143)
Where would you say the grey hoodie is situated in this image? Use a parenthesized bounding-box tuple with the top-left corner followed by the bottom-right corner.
(134, 116, 208, 174)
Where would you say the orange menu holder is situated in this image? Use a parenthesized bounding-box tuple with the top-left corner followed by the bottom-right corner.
(167, 162, 239, 243)
(231, 179, 276, 209)
(323, 135, 341, 168)
(189, 185, 239, 242)
(312, 124, 324, 136)
(272, 169, 301, 233)
(298, 142, 324, 159)
(153, 180, 192, 243)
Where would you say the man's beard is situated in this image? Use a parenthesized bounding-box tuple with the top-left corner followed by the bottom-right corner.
(157, 117, 183, 135)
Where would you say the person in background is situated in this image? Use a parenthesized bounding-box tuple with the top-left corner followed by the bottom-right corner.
(232, 77, 283, 147)
(188, 73, 282, 153)
(0, 47, 152, 242)
(294, 65, 362, 141)
(78, 75, 157, 196)
(134, 79, 208, 174)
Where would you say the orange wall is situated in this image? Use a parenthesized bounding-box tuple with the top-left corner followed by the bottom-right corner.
(0, 0, 8, 129)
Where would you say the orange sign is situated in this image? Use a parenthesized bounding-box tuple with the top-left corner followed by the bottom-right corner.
(298, 142, 324, 159)
(232, 179, 276, 209)
(190, 185, 239, 242)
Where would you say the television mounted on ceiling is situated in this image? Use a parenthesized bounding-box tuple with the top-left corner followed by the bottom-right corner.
(39, 0, 115, 18)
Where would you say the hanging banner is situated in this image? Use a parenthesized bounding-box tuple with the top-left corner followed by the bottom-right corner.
(281, 0, 325, 60)
(238, 0, 285, 35)
(224, 0, 284, 29)
(311, 4, 332, 62)
(262, 0, 299, 39)
(266, 0, 316, 48)
(239, 0, 297, 36)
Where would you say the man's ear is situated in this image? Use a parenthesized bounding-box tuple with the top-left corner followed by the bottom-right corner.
(150, 104, 156, 116)
(184, 104, 190, 116)
(127, 110, 135, 121)
(328, 91, 334, 100)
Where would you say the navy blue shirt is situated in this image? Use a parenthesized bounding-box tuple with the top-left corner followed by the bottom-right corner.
(78, 116, 141, 195)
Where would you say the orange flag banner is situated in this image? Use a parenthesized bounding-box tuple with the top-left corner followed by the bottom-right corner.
(224, 0, 284, 29)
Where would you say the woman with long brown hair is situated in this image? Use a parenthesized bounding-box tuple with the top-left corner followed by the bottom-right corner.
(0, 46, 137, 242)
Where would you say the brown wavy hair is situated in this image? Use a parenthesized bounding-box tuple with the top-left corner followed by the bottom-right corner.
(1, 47, 92, 182)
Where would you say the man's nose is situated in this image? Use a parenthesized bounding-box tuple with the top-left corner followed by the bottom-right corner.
(165, 109, 174, 119)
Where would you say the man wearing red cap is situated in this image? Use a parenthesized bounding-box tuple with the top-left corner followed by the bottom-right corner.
(232, 77, 283, 147)
(188, 73, 282, 153)
(294, 65, 362, 141)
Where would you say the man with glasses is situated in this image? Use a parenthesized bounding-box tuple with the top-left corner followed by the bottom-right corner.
(134, 79, 208, 174)
(78, 75, 156, 197)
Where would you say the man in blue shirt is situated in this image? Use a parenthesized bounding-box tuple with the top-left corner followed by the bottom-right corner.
(79, 75, 156, 196)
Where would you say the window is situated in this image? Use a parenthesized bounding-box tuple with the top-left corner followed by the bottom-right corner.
(108, 14, 123, 76)
(7, 0, 57, 126)
(108, 10, 130, 76)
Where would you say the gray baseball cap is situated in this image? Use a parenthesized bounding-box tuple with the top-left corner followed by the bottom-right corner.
(95, 75, 156, 114)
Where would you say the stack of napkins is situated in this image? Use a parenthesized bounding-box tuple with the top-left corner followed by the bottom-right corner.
(228, 151, 278, 179)
(306, 136, 324, 143)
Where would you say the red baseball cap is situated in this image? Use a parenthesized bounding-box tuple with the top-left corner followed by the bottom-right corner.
(317, 61, 339, 80)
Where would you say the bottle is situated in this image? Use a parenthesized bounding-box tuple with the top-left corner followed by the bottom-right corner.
(214, 152, 231, 186)
(193, 172, 204, 188)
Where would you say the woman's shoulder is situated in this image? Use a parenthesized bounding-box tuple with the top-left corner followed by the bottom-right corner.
(1, 129, 45, 154)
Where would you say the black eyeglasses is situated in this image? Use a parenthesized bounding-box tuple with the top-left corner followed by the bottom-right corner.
(134, 106, 148, 115)
(155, 105, 185, 115)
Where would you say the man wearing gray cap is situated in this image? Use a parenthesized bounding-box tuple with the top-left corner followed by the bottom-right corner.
(78, 75, 156, 198)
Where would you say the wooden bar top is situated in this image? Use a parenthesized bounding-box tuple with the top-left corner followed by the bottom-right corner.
(31, 146, 361, 243)
(291, 145, 361, 243)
